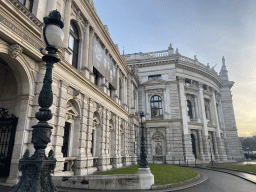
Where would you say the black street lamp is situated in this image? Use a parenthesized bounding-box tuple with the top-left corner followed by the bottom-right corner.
(139, 111, 148, 168)
(11, 10, 64, 192)
(208, 136, 213, 166)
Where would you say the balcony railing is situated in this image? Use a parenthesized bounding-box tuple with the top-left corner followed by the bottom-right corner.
(123, 50, 169, 61)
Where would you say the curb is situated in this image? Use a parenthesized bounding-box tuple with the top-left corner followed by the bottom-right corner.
(164, 171, 208, 192)
(152, 173, 200, 190)
(193, 166, 256, 184)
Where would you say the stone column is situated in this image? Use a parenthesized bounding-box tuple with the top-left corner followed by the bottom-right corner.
(97, 107, 107, 171)
(192, 103, 196, 120)
(198, 83, 210, 160)
(74, 95, 88, 175)
(178, 77, 194, 160)
(130, 124, 137, 165)
(212, 132, 219, 160)
(6, 95, 33, 185)
(88, 27, 94, 78)
(86, 98, 95, 174)
(146, 127, 152, 163)
(113, 116, 121, 168)
(81, 21, 91, 78)
(46, 0, 57, 14)
(51, 80, 68, 175)
(165, 126, 173, 163)
(115, 66, 120, 103)
(197, 130, 205, 160)
(62, 0, 72, 49)
(145, 91, 150, 119)
(212, 92, 227, 160)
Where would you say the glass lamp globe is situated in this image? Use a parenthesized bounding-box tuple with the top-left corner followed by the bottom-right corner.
(41, 24, 64, 48)
(140, 117, 146, 123)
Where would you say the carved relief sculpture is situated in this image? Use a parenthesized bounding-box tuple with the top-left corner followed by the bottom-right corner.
(8, 44, 22, 58)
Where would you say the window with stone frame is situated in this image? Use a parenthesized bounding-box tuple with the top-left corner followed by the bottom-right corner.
(93, 67, 102, 87)
(119, 79, 122, 102)
(69, 20, 79, 68)
(19, 0, 34, 11)
(150, 95, 163, 117)
(204, 99, 211, 121)
(133, 89, 136, 108)
(187, 100, 193, 119)
(148, 74, 162, 80)
(186, 94, 196, 120)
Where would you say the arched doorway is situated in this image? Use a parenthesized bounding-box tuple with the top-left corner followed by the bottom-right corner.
(0, 50, 33, 183)
(191, 134, 197, 159)
(0, 108, 18, 177)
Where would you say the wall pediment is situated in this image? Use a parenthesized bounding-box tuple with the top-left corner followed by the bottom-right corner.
(142, 78, 167, 86)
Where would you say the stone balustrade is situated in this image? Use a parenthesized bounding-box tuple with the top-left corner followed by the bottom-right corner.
(123, 50, 169, 60)
(123, 50, 218, 74)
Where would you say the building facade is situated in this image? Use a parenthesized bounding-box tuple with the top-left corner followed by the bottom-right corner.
(124, 44, 243, 164)
(0, 0, 242, 185)
(0, 0, 139, 184)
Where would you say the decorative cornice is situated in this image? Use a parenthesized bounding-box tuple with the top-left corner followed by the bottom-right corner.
(9, 0, 43, 28)
(176, 63, 222, 87)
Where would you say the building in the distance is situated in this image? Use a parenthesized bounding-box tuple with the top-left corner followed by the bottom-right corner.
(124, 44, 243, 163)
(0, 0, 243, 185)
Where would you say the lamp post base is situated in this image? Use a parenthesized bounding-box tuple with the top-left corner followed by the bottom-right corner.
(11, 149, 57, 192)
(137, 167, 154, 189)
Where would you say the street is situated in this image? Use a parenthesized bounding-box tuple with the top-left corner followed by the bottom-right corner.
(181, 168, 256, 192)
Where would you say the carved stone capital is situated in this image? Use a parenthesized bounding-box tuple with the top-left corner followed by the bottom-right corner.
(9, 44, 22, 58)
(177, 76, 185, 82)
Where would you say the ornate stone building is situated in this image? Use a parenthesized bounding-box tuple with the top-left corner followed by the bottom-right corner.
(124, 44, 243, 164)
(0, 0, 139, 184)
(0, 0, 243, 185)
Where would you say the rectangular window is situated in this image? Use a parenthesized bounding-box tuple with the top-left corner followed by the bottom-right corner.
(62, 122, 71, 157)
(148, 74, 162, 80)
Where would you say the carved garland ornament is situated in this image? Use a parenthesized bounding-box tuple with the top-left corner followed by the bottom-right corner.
(152, 131, 164, 140)
(147, 89, 164, 99)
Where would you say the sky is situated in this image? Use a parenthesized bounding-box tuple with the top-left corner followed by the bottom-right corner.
(93, 0, 256, 137)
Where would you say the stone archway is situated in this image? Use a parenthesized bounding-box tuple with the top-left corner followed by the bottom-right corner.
(0, 46, 34, 184)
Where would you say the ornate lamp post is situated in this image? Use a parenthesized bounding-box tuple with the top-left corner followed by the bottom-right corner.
(139, 111, 148, 168)
(11, 10, 64, 192)
(208, 136, 213, 166)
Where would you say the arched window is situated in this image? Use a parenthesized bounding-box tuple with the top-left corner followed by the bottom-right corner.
(69, 21, 79, 68)
(187, 100, 193, 119)
(150, 95, 163, 117)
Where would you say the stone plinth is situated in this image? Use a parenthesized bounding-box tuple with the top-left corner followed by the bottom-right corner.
(137, 167, 154, 189)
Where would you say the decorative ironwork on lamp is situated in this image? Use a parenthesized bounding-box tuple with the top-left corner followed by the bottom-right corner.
(139, 111, 148, 168)
(11, 10, 64, 192)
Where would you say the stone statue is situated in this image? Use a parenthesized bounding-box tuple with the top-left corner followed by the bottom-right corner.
(194, 55, 197, 61)
(168, 43, 173, 49)
(222, 56, 225, 66)
(155, 143, 162, 155)
(175, 48, 180, 55)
